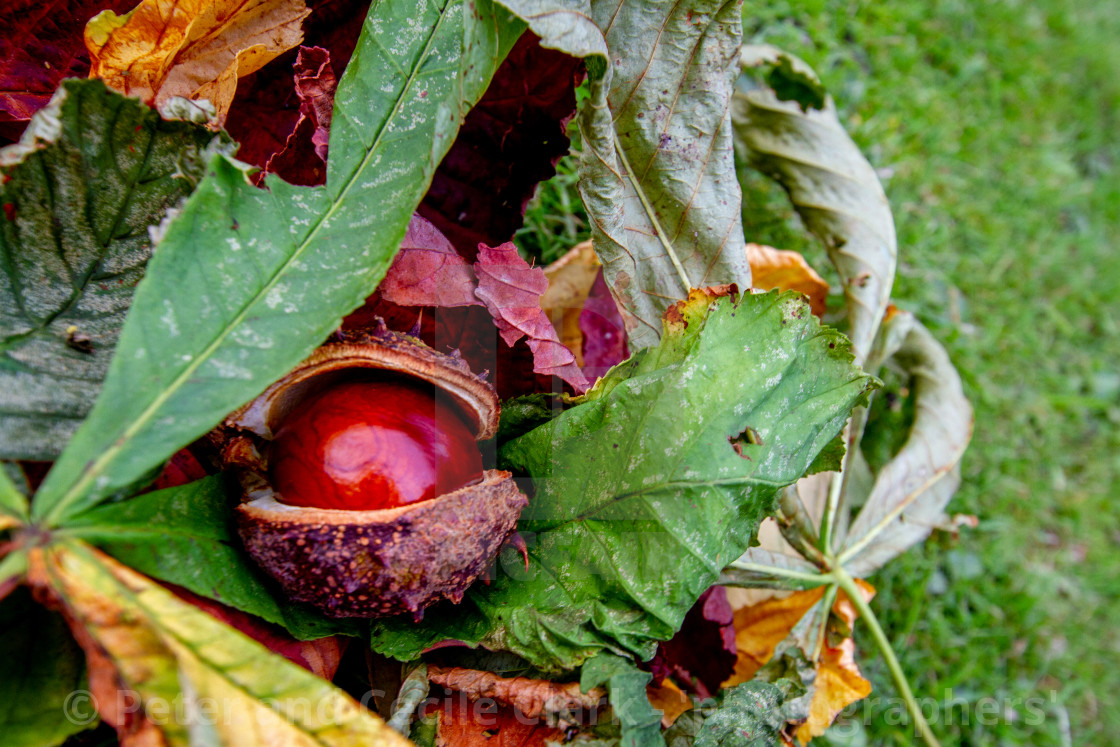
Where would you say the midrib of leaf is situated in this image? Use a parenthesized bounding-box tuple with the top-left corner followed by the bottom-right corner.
(38, 6, 456, 527)
(612, 131, 691, 291)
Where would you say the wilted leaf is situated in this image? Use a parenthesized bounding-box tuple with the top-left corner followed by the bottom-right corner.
(371, 292, 873, 670)
(380, 216, 480, 308)
(474, 242, 589, 392)
(428, 666, 602, 725)
(0, 586, 89, 747)
(650, 587, 737, 699)
(418, 32, 582, 258)
(85, 0, 310, 124)
(31, 0, 525, 524)
(261, 45, 338, 186)
(500, 0, 752, 349)
(0, 0, 135, 142)
(0, 79, 221, 460)
(29, 541, 409, 747)
(841, 314, 974, 575)
(734, 46, 896, 365)
(746, 243, 828, 318)
(64, 475, 361, 640)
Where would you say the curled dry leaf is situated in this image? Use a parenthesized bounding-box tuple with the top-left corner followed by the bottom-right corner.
(841, 313, 975, 575)
(85, 0, 310, 124)
(746, 242, 829, 318)
(260, 45, 338, 185)
(474, 242, 589, 392)
(426, 695, 566, 747)
(734, 46, 896, 365)
(427, 666, 603, 727)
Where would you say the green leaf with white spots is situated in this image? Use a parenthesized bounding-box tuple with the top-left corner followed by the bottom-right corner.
(32, 0, 524, 526)
(371, 291, 874, 670)
(0, 79, 219, 460)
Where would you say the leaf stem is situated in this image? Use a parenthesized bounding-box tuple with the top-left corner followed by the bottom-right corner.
(833, 566, 941, 747)
(722, 560, 834, 586)
(612, 133, 692, 292)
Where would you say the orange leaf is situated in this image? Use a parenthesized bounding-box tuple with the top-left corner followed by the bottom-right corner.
(646, 677, 692, 727)
(85, 0, 309, 124)
(427, 666, 603, 725)
(746, 243, 829, 317)
(429, 696, 566, 747)
(722, 580, 877, 741)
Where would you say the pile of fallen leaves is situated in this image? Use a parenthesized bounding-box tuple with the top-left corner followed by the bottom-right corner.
(0, 2, 972, 746)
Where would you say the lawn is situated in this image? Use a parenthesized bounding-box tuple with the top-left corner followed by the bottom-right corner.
(520, 0, 1120, 743)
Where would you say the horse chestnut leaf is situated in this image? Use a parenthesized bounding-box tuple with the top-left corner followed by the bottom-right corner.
(269, 377, 484, 511)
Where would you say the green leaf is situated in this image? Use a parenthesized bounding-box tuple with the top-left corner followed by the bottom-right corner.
(0, 586, 90, 747)
(372, 292, 874, 669)
(581, 653, 664, 747)
(692, 681, 788, 747)
(0, 461, 29, 527)
(39, 540, 409, 747)
(499, 0, 752, 349)
(733, 46, 897, 366)
(33, 0, 524, 526)
(0, 79, 220, 460)
(62, 475, 361, 640)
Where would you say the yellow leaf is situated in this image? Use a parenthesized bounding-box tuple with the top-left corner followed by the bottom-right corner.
(29, 541, 409, 747)
(541, 240, 601, 366)
(85, 0, 310, 124)
(646, 677, 692, 727)
(746, 243, 829, 317)
(795, 581, 876, 743)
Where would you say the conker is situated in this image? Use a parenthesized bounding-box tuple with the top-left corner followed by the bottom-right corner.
(223, 328, 528, 618)
(268, 378, 484, 511)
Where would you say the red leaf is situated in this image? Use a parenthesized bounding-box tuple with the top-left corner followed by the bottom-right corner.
(474, 243, 589, 393)
(649, 586, 737, 699)
(0, 0, 135, 143)
(579, 269, 629, 380)
(378, 215, 480, 308)
(225, 0, 368, 176)
(260, 45, 338, 186)
(418, 33, 582, 259)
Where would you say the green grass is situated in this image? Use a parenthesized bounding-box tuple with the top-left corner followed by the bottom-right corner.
(522, 1, 1119, 743)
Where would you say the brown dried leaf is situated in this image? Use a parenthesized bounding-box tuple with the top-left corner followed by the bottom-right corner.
(429, 696, 566, 747)
(746, 242, 829, 318)
(85, 0, 309, 124)
(646, 677, 692, 728)
(428, 665, 603, 724)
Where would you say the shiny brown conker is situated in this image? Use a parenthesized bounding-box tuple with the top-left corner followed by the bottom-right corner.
(268, 377, 484, 511)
